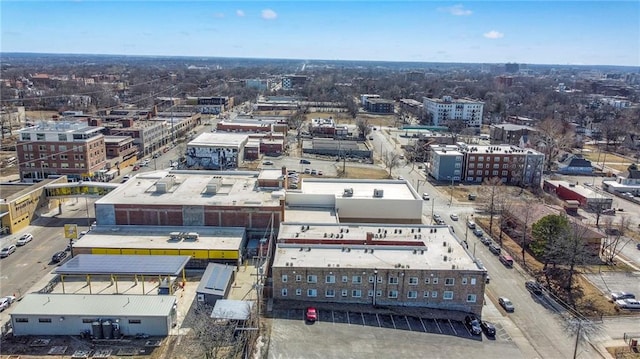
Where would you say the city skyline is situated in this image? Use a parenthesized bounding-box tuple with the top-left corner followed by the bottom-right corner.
(1, 1, 638, 67)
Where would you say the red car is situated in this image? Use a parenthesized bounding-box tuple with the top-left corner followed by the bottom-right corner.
(305, 307, 318, 322)
(133, 165, 140, 171)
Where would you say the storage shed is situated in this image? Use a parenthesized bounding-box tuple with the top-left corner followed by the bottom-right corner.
(10, 294, 177, 337)
(196, 263, 235, 305)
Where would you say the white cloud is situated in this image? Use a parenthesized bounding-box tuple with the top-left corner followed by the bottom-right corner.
(236, 10, 245, 17)
(483, 30, 504, 39)
(439, 4, 472, 16)
(261, 9, 277, 20)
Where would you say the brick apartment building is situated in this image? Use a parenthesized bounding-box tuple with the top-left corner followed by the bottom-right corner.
(17, 122, 106, 182)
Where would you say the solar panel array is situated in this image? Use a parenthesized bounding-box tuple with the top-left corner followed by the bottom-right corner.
(54, 254, 191, 276)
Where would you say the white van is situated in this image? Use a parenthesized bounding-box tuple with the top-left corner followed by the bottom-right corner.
(466, 219, 476, 229)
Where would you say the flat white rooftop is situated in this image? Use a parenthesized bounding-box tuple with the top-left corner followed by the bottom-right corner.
(258, 169, 284, 181)
(283, 209, 338, 223)
(12, 294, 176, 317)
(273, 242, 476, 271)
(300, 179, 418, 200)
(95, 170, 281, 206)
(278, 222, 451, 245)
(189, 132, 249, 147)
(73, 225, 245, 251)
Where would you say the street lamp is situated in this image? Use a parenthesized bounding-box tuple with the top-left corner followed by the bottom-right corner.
(372, 269, 378, 307)
(448, 176, 454, 205)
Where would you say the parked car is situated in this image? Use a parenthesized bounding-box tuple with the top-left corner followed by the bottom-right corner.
(304, 168, 311, 174)
(473, 228, 484, 237)
(262, 160, 274, 165)
(300, 159, 311, 164)
(311, 169, 317, 175)
(0, 297, 10, 312)
(466, 219, 476, 229)
(489, 244, 501, 255)
(450, 213, 459, 221)
(422, 193, 430, 200)
(0, 245, 17, 258)
(615, 299, 640, 310)
(305, 307, 318, 322)
(468, 193, 477, 200)
(610, 291, 636, 302)
(464, 315, 482, 335)
(51, 250, 68, 263)
(132, 165, 140, 171)
(317, 170, 323, 176)
(499, 254, 514, 267)
(525, 280, 543, 295)
(498, 297, 515, 312)
(481, 321, 496, 337)
(480, 236, 492, 245)
(2, 295, 16, 305)
(433, 214, 442, 221)
(16, 233, 34, 246)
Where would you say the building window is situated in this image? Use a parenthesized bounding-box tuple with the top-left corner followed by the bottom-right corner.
(477, 163, 483, 169)
(326, 289, 335, 297)
(432, 278, 438, 284)
(368, 275, 375, 283)
(352, 276, 362, 284)
(352, 289, 362, 298)
(307, 275, 317, 283)
(408, 277, 418, 285)
(376, 290, 382, 297)
(503, 157, 509, 162)
(431, 291, 438, 298)
(455, 163, 461, 169)
(494, 156, 501, 162)
(478, 156, 484, 161)
(424, 278, 430, 284)
(469, 156, 475, 161)
(38, 318, 52, 323)
(502, 170, 508, 176)
(388, 277, 399, 284)
(296, 289, 302, 296)
(462, 278, 468, 285)
(326, 275, 335, 284)
(21, 134, 30, 141)
(341, 289, 348, 297)
(445, 278, 455, 286)
(129, 319, 141, 324)
(58, 134, 66, 141)
(307, 289, 317, 297)
(368, 290, 374, 297)
(60, 154, 68, 160)
(36, 133, 45, 141)
(469, 163, 475, 169)
(39, 145, 46, 151)
(467, 294, 477, 303)
(377, 276, 383, 283)
(342, 275, 348, 283)
(407, 291, 418, 299)
(388, 290, 398, 298)
(443, 291, 454, 300)
(493, 171, 499, 176)
(281, 275, 288, 283)
(15, 318, 28, 323)
(471, 278, 477, 285)
(423, 291, 430, 298)
(295, 275, 302, 282)
(282, 289, 288, 296)
(493, 164, 500, 169)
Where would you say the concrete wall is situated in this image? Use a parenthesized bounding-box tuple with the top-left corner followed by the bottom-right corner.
(286, 193, 335, 208)
(12, 315, 171, 337)
(183, 205, 205, 226)
(95, 203, 116, 225)
(335, 198, 422, 222)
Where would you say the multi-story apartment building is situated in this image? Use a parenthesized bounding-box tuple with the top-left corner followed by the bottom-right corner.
(428, 144, 544, 186)
(17, 122, 106, 182)
(282, 75, 308, 90)
(423, 96, 484, 128)
(110, 120, 166, 156)
(365, 98, 395, 114)
(272, 223, 486, 315)
(461, 144, 544, 186)
(428, 145, 464, 182)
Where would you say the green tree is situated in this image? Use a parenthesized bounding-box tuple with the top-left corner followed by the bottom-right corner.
(531, 214, 570, 270)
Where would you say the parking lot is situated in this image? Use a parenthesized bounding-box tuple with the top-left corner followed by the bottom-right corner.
(270, 308, 509, 340)
(268, 308, 521, 359)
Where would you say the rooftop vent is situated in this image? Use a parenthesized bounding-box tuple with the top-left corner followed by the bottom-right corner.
(205, 176, 224, 195)
(343, 188, 354, 197)
(373, 189, 384, 198)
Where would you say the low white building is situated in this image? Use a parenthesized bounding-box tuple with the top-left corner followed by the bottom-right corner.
(11, 294, 177, 337)
(186, 133, 249, 169)
(423, 96, 484, 128)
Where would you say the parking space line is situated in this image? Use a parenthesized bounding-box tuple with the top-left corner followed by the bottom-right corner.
(376, 313, 381, 327)
(434, 319, 442, 333)
(332, 310, 335, 324)
(448, 319, 457, 335)
(405, 316, 412, 331)
(361, 312, 365, 326)
(390, 314, 396, 329)
(347, 311, 351, 325)
(419, 317, 427, 332)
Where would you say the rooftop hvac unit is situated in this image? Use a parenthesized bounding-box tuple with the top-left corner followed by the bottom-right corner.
(343, 188, 354, 197)
(373, 189, 384, 198)
(185, 232, 199, 240)
(169, 232, 182, 241)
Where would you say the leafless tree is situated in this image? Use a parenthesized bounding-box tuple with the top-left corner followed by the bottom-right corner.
(479, 177, 503, 234)
(382, 151, 401, 178)
(536, 117, 574, 171)
(601, 215, 632, 264)
(562, 221, 592, 300)
(356, 117, 371, 139)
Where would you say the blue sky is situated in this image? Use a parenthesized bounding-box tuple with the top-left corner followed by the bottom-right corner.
(1, 1, 638, 66)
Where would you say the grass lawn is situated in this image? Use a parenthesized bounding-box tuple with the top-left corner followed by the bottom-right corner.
(581, 145, 632, 165)
(338, 165, 390, 179)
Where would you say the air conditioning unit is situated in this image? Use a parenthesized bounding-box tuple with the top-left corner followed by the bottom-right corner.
(343, 188, 354, 197)
(373, 189, 384, 198)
